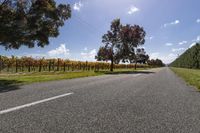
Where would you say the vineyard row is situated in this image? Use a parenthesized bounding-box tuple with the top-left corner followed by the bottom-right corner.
(0, 56, 149, 73)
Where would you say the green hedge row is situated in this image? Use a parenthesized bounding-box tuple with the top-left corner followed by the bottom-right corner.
(170, 43, 200, 69)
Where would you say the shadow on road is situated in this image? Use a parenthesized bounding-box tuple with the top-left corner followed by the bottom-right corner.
(0, 80, 22, 93)
(101, 71, 155, 75)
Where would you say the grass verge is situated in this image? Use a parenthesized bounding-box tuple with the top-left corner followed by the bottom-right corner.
(170, 67, 200, 89)
(0, 68, 149, 87)
(0, 71, 104, 86)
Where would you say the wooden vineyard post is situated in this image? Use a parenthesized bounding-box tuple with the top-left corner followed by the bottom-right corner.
(48, 60, 51, 72)
(39, 60, 42, 72)
(86, 61, 88, 71)
(72, 63, 74, 71)
(64, 62, 66, 72)
(28, 60, 31, 72)
(52, 60, 55, 71)
(0, 55, 2, 73)
(57, 58, 60, 71)
(16, 58, 18, 73)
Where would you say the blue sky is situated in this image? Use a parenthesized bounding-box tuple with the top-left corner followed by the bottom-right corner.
(1, 0, 200, 63)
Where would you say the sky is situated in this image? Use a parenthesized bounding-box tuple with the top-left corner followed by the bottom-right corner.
(1, 0, 200, 64)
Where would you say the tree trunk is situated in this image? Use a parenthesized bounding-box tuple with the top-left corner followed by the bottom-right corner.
(110, 56, 114, 72)
(135, 62, 137, 70)
(135, 60, 137, 70)
(110, 47, 114, 72)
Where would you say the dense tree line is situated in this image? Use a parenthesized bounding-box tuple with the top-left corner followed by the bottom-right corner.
(170, 43, 200, 69)
(147, 59, 165, 67)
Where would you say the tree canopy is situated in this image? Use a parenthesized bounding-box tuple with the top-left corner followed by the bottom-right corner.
(147, 59, 165, 67)
(0, 0, 71, 49)
(134, 48, 149, 64)
(119, 24, 146, 62)
(96, 19, 122, 71)
(96, 18, 146, 71)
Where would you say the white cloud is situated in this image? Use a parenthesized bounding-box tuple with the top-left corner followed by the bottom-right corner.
(172, 48, 186, 52)
(81, 49, 97, 61)
(150, 52, 178, 64)
(162, 53, 177, 64)
(127, 6, 139, 15)
(73, 1, 83, 11)
(197, 36, 200, 42)
(173, 20, 180, 24)
(150, 52, 160, 59)
(149, 36, 154, 40)
(25, 53, 47, 58)
(189, 42, 196, 48)
(146, 36, 154, 41)
(165, 43, 173, 46)
(192, 35, 200, 42)
(163, 20, 180, 28)
(197, 19, 200, 23)
(189, 35, 200, 48)
(48, 44, 70, 58)
(84, 47, 88, 51)
(179, 41, 187, 45)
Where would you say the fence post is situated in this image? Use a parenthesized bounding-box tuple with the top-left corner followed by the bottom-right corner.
(28, 61, 31, 72)
(48, 60, 51, 72)
(94, 63, 96, 71)
(57, 58, 60, 71)
(16, 58, 18, 73)
(52, 61, 55, 71)
(72, 63, 74, 71)
(0, 55, 2, 73)
(97, 64, 100, 71)
(86, 61, 88, 71)
(64, 62, 66, 72)
(79, 62, 82, 70)
(39, 60, 42, 72)
(67, 63, 70, 71)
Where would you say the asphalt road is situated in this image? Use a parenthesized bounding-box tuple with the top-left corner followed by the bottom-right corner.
(1, 67, 200, 133)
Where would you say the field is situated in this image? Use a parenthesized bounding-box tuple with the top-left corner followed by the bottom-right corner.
(0, 55, 155, 90)
(0, 71, 103, 86)
(171, 67, 200, 89)
(0, 68, 149, 89)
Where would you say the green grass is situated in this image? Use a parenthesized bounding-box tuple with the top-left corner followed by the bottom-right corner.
(0, 71, 104, 86)
(171, 67, 200, 89)
(0, 68, 149, 87)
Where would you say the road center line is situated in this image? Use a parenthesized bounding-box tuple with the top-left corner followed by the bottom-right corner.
(0, 92, 74, 115)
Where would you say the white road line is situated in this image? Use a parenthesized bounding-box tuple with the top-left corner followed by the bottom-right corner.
(0, 92, 73, 115)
